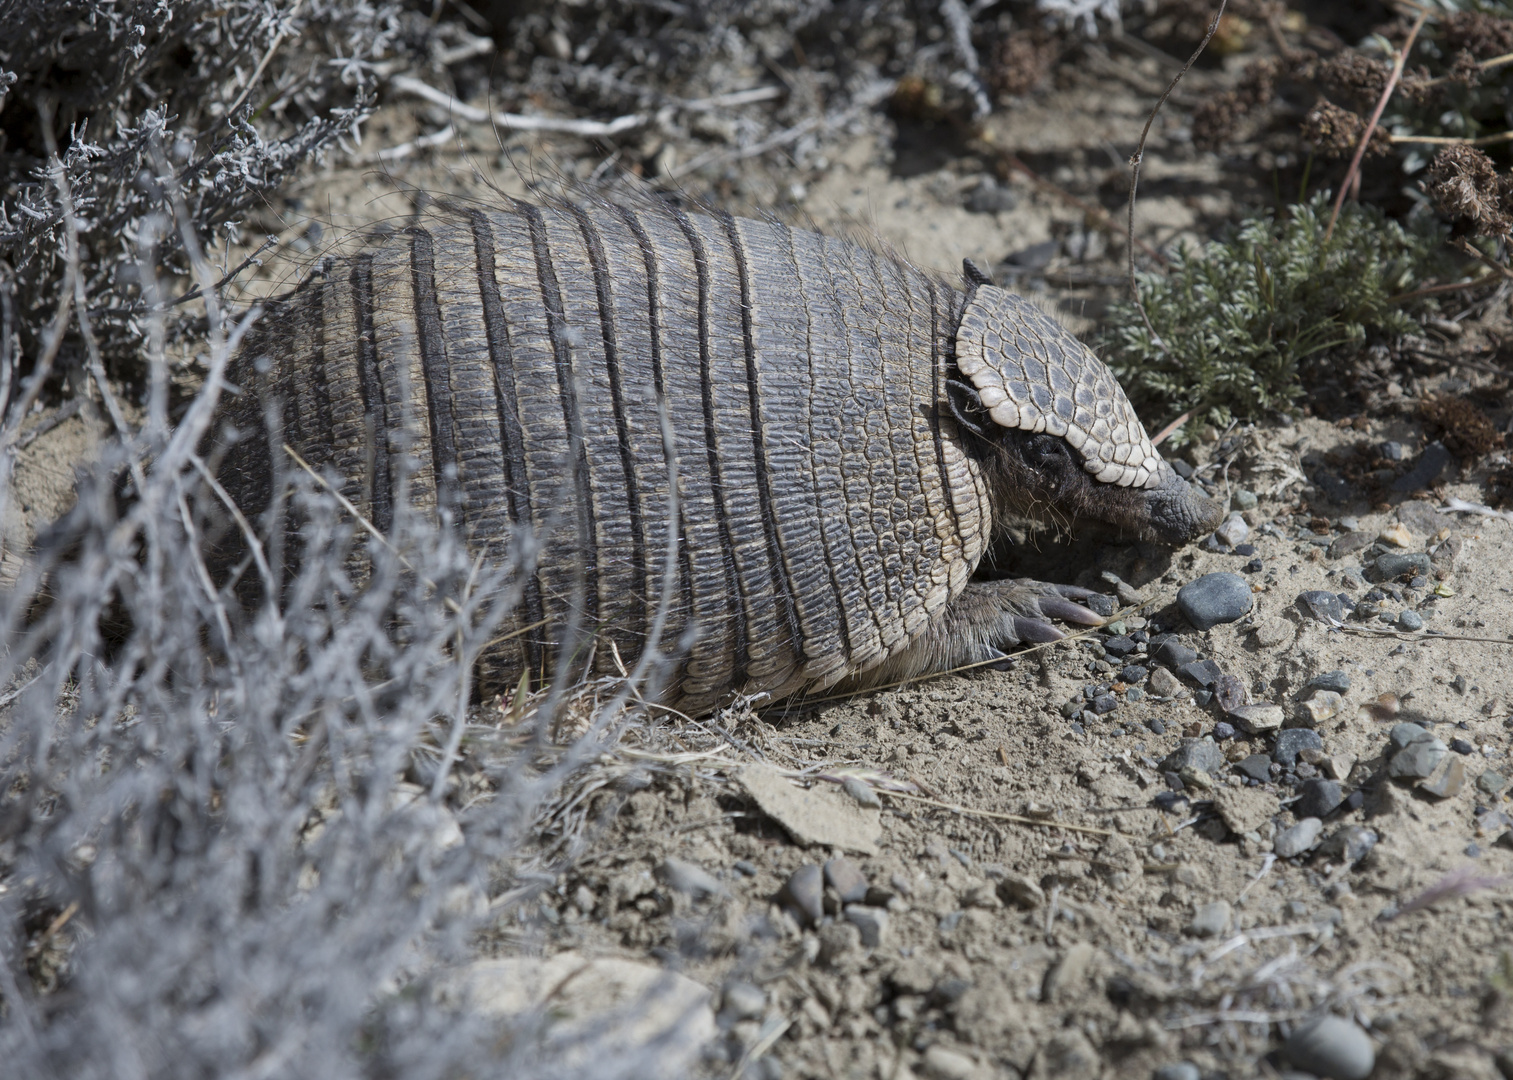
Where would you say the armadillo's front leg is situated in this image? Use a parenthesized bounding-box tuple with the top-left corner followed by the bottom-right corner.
(844, 580, 1107, 691)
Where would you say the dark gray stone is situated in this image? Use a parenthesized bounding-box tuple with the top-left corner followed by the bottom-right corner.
(1397, 610, 1423, 631)
(1398, 499, 1450, 535)
(1296, 590, 1345, 625)
(1153, 639, 1199, 669)
(1177, 572, 1254, 631)
(1274, 729, 1324, 768)
(965, 176, 1018, 214)
(1086, 593, 1117, 618)
(844, 904, 888, 947)
(1388, 722, 1427, 750)
(1102, 635, 1138, 658)
(1236, 754, 1274, 782)
(1304, 670, 1351, 695)
(1328, 531, 1373, 560)
(1389, 737, 1448, 779)
(1091, 694, 1118, 715)
(1153, 1064, 1201, 1080)
(1296, 778, 1344, 818)
(1390, 441, 1453, 493)
(1370, 551, 1432, 583)
(1120, 664, 1148, 684)
(1176, 659, 1224, 688)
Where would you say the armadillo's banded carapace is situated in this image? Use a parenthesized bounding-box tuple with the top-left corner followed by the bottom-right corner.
(221, 200, 993, 715)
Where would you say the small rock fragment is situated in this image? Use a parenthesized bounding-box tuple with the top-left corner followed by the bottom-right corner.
(1304, 670, 1351, 695)
(1153, 1065, 1202, 1080)
(739, 764, 880, 854)
(1188, 900, 1231, 938)
(1215, 513, 1249, 548)
(1284, 1014, 1375, 1080)
(1233, 489, 1258, 510)
(1296, 778, 1344, 818)
(1320, 825, 1378, 864)
(781, 864, 824, 926)
(1389, 736, 1448, 780)
(998, 873, 1046, 909)
(1370, 551, 1432, 583)
(1121, 664, 1149, 684)
(1397, 609, 1423, 631)
(1298, 691, 1345, 726)
(1274, 729, 1323, 768)
(1177, 659, 1224, 687)
(921, 1045, 977, 1080)
(1378, 522, 1412, 547)
(1388, 722, 1427, 750)
(1091, 693, 1118, 715)
(1153, 638, 1198, 669)
(1328, 531, 1373, 560)
(1177, 572, 1254, 631)
(1477, 770, 1508, 795)
(1274, 817, 1323, 858)
(656, 858, 727, 899)
(1230, 703, 1284, 735)
(1236, 754, 1274, 782)
(1296, 590, 1346, 625)
(824, 857, 869, 903)
(1102, 635, 1138, 658)
(844, 904, 888, 947)
(721, 981, 766, 1021)
(1162, 738, 1227, 777)
(1420, 756, 1466, 799)
(1147, 667, 1183, 697)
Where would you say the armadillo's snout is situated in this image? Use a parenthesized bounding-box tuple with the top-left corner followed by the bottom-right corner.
(1140, 464, 1225, 545)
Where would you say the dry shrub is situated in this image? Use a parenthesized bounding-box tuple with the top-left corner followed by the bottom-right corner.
(1441, 11, 1513, 60)
(1419, 393, 1503, 460)
(1192, 56, 1281, 151)
(1421, 144, 1513, 239)
(1300, 100, 1390, 159)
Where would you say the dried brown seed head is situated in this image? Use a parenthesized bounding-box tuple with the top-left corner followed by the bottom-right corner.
(1422, 144, 1513, 238)
(1300, 100, 1389, 159)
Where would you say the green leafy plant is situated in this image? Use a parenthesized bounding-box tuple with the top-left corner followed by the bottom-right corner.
(1102, 193, 1458, 439)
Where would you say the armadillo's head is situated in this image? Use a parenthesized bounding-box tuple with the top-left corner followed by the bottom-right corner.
(950, 276, 1223, 546)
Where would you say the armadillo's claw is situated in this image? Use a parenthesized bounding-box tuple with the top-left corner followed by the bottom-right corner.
(1007, 615, 1065, 644)
(987, 578, 1110, 647)
(1035, 595, 1105, 627)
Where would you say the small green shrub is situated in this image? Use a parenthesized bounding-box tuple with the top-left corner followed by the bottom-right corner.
(1102, 194, 1458, 440)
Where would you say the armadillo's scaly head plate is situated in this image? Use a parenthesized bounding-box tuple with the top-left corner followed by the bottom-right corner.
(953, 279, 1223, 545)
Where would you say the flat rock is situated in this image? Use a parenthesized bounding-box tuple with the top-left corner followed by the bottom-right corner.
(999, 873, 1047, 909)
(1370, 551, 1432, 583)
(655, 858, 727, 899)
(1176, 659, 1224, 688)
(1397, 498, 1452, 535)
(1320, 825, 1378, 864)
(1284, 1014, 1375, 1080)
(1177, 572, 1254, 631)
(1390, 441, 1453, 493)
(1153, 638, 1199, 668)
(1274, 817, 1323, 858)
(1230, 703, 1284, 734)
(1296, 590, 1346, 625)
(844, 904, 889, 948)
(1304, 670, 1351, 695)
(1102, 635, 1138, 658)
(1161, 738, 1226, 777)
(1213, 786, 1280, 835)
(1389, 737, 1448, 780)
(1236, 753, 1274, 782)
(1147, 667, 1183, 697)
(739, 764, 880, 854)
(824, 857, 869, 903)
(1328, 531, 1374, 560)
(443, 954, 714, 1071)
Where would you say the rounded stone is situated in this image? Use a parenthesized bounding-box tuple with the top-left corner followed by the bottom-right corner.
(1295, 778, 1344, 819)
(1284, 1014, 1375, 1080)
(1274, 817, 1323, 858)
(1177, 573, 1254, 631)
(1273, 728, 1323, 768)
(1397, 609, 1423, 631)
(781, 864, 824, 926)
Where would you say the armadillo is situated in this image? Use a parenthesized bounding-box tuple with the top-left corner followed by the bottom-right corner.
(217, 198, 1222, 714)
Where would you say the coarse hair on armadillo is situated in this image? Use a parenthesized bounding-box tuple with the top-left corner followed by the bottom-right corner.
(212, 191, 1194, 716)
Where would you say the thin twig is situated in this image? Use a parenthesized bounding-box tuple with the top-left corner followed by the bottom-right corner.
(1151, 408, 1193, 446)
(390, 74, 647, 137)
(1414, 48, 1513, 90)
(880, 787, 1115, 837)
(1127, 0, 1227, 353)
(1326, 8, 1430, 241)
(1389, 130, 1513, 147)
(224, 0, 304, 123)
(1452, 236, 1513, 281)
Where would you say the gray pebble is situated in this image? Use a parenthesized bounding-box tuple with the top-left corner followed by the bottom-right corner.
(1103, 635, 1138, 658)
(1178, 572, 1254, 631)
(1296, 590, 1345, 625)
(1147, 667, 1183, 697)
(1091, 693, 1118, 715)
(1274, 817, 1323, 858)
(824, 857, 869, 903)
(1295, 778, 1344, 818)
(1147, 718, 1167, 735)
(1234, 489, 1258, 510)
(1450, 738, 1474, 755)
(1215, 513, 1250, 548)
(1121, 664, 1149, 684)
(1193, 689, 1213, 707)
(843, 776, 883, 808)
(1153, 1064, 1201, 1080)
(965, 175, 1018, 214)
(1236, 754, 1274, 782)
(1328, 532, 1373, 560)
(1379, 440, 1409, 462)
(1397, 610, 1423, 631)
(1389, 737, 1448, 780)
(1274, 729, 1324, 768)
(1477, 770, 1508, 795)
(1177, 659, 1224, 688)
(1230, 704, 1284, 734)
(1284, 1014, 1375, 1080)
(1304, 670, 1351, 695)
(1086, 593, 1117, 617)
(1162, 738, 1227, 777)
(1154, 638, 1199, 669)
(920, 1045, 976, 1080)
(781, 864, 824, 926)
(845, 904, 888, 947)
(721, 980, 767, 1021)
(1188, 900, 1231, 937)
(1388, 722, 1427, 750)
(1126, 687, 1145, 703)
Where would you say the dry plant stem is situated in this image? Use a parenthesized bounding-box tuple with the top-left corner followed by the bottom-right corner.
(1126, 0, 1227, 353)
(1326, 8, 1430, 242)
(1452, 237, 1513, 282)
(1390, 130, 1513, 147)
(391, 74, 647, 137)
(1388, 273, 1496, 303)
(1416, 49, 1513, 90)
(1151, 408, 1193, 446)
(223, 0, 304, 125)
(881, 787, 1114, 838)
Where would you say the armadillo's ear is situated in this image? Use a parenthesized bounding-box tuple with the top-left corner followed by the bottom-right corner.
(945, 378, 991, 440)
(962, 258, 995, 288)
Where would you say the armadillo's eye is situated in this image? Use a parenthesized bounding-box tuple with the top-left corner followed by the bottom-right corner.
(1025, 434, 1070, 467)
